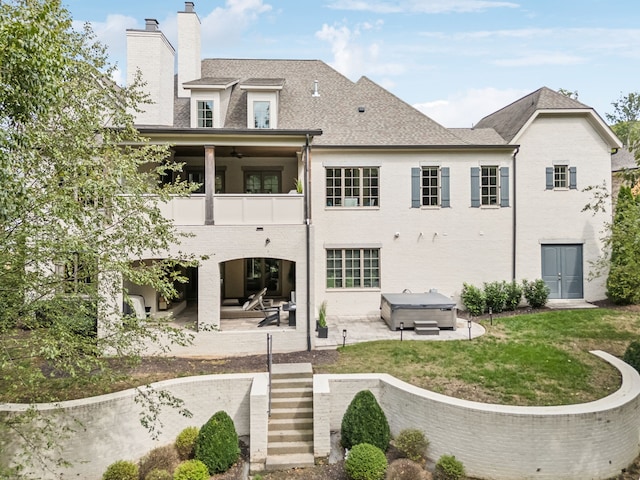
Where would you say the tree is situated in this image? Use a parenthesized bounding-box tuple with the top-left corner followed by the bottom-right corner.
(0, 0, 197, 475)
(557, 88, 579, 100)
(606, 92, 640, 147)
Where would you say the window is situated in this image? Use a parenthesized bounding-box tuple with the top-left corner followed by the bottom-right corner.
(546, 166, 577, 190)
(326, 249, 380, 288)
(253, 101, 270, 128)
(411, 166, 450, 208)
(326, 167, 379, 207)
(197, 100, 213, 127)
(471, 166, 509, 207)
(245, 170, 280, 193)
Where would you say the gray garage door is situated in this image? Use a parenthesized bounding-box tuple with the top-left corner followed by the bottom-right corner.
(541, 244, 583, 299)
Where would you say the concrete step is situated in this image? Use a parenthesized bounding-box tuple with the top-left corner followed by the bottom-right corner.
(269, 407, 313, 420)
(270, 386, 312, 398)
(268, 440, 314, 455)
(413, 320, 439, 328)
(268, 429, 313, 443)
(271, 363, 313, 377)
(268, 417, 313, 431)
(415, 326, 440, 336)
(270, 397, 313, 409)
(265, 453, 315, 471)
(271, 378, 312, 389)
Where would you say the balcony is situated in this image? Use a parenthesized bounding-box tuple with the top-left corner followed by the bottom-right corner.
(156, 194, 304, 226)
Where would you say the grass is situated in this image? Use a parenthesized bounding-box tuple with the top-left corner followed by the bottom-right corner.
(1, 307, 639, 406)
(315, 308, 639, 405)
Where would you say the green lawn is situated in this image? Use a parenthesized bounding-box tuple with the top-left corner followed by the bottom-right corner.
(1, 307, 639, 406)
(315, 308, 640, 405)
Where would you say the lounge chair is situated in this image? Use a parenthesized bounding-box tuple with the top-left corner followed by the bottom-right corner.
(242, 288, 280, 327)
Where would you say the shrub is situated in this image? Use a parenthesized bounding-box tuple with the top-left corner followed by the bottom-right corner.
(194, 410, 240, 474)
(175, 426, 199, 460)
(341, 390, 390, 451)
(394, 428, 429, 463)
(483, 281, 508, 313)
(146, 469, 172, 480)
(172, 459, 209, 480)
(522, 279, 550, 308)
(385, 458, 432, 480)
(623, 340, 640, 372)
(139, 445, 179, 479)
(102, 460, 138, 480)
(504, 280, 523, 311)
(460, 283, 485, 316)
(344, 443, 388, 480)
(434, 454, 465, 480)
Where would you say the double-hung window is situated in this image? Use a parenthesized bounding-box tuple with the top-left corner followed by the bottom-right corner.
(197, 100, 213, 127)
(470, 166, 509, 207)
(326, 167, 379, 207)
(546, 165, 577, 190)
(411, 166, 450, 208)
(326, 248, 380, 288)
(253, 101, 270, 128)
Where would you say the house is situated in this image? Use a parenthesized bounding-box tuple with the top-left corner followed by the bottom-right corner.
(122, 2, 621, 355)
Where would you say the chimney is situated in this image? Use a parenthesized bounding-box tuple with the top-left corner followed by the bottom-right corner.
(126, 19, 175, 125)
(177, 2, 201, 98)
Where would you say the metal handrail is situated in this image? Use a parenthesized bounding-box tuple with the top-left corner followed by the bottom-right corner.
(267, 333, 273, 417)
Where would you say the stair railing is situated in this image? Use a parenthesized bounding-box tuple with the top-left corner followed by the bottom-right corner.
(267, 333, 273, 417)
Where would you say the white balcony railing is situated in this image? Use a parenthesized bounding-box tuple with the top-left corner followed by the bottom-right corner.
(156, 194, 304, 226)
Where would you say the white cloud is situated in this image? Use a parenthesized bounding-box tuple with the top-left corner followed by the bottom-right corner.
(200, 0, 273, 46)
(327, 0, 519, 14)
(315, 22, 405, 80)
(413, 87, 529, 127)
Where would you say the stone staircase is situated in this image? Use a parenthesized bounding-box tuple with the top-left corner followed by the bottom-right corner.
(265, 363, 315, 471)
(414, 319, 440, 335)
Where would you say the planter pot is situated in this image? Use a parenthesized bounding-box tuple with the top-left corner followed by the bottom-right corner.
(318, 326, 329, 338)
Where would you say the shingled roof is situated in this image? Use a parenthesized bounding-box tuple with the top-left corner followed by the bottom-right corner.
(176, 58, 466, 146)
(474, 87, 592, 143)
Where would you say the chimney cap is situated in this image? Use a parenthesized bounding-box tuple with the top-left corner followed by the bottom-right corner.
(184, 1, 195, 12)
(145, 18, 159, 31)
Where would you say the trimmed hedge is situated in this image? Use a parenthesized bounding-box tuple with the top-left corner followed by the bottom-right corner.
(175, 426, 199, 460)
(194, 411, 240, 474)
(394, 428, 429, 463)
(434, 454, 465, 480)
(345, 443, 388, 480)
(172, 459, 209, 480)
(341, 390, 390, 451)
(102, 460, 138, 480)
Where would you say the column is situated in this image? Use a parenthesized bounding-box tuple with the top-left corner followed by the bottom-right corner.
(205, 145, 215, 225)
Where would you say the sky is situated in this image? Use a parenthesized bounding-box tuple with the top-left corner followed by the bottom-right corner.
(63, 0, 640, 128)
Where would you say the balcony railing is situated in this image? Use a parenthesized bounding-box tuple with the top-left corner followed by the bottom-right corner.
(156, 194, 304, 226)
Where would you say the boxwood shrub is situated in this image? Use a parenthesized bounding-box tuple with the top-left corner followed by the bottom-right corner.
(623, 340, 640, 372)
(461, 283, 485, 316)
(102, 460, 138, 480)
(194, 410, 240, 474)
(175, 426, 199, 460)
(434, 454, 465, 480)
(394, 428, 429, 463)
(341, 390, 390, 451)
(522, 279, 550, 308)
(344, 443, 387, 480)
(172, 459, 209, 480)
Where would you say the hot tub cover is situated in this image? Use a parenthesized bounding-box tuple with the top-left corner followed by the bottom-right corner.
(381, 291, 456, 310)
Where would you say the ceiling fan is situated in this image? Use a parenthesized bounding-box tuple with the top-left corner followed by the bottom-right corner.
(230, 147, 244, 158)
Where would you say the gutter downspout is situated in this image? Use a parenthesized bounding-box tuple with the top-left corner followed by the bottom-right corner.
(512, 146, 519, 281)
(304, 134, 312, 351)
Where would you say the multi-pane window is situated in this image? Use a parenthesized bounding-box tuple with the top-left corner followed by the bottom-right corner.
(421, 167, 439, 206)
(326, 167, 379, 207)
(554, 165, 568, 188)
(197, 100, 213, 127)
(326, 249, 380, 288)
(254, 101, 270, 128)
(481, 166, 498, 206)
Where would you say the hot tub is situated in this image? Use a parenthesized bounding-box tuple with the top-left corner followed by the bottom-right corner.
(380, 291, 457, 331)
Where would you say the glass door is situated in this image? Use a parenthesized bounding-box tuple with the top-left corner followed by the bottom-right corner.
(245, 258, 281, 296)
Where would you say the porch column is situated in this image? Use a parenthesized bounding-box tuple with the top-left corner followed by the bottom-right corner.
(204, 145, 215, 225)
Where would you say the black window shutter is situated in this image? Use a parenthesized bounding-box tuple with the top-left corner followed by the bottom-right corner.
(411, 167, 420, 208)
(546, 167, 554, 190)
(470, 167, 480, 207)
(569, 167, 577, 189)
(500, 167, 509, 207)
(441, 167, 450, 208)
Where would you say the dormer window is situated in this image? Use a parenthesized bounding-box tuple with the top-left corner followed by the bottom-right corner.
(197, 100, 213, 127)
(240, 78, 284, 129)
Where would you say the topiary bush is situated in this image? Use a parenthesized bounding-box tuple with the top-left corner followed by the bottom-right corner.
(344, 443, 388, 480)
(194, 410, 240, 474)
(460, 283, 485, 316)
(623, 340, 640, 372)
(522, 279, 550, 308)
(145, 469, 172, 480)
(175, 426, 199, 460)
(341, 390, 390, 451)
(385, 458, 432, 480)
(139, 445, 179, 480)
(483, 281, 508, 314)
(504, 280, 523, 311)
(102, 460, 139, 480)
(172, 459, 209, 480)
(394, 428, 429, 463)
(434, 454, 465, 480)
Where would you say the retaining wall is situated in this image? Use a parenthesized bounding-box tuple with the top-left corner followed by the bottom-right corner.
(1, 351, 639, 479)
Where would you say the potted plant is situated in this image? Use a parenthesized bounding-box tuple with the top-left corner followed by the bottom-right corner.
(293, 177, 303, 194)
(317, 300, 328, 338)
